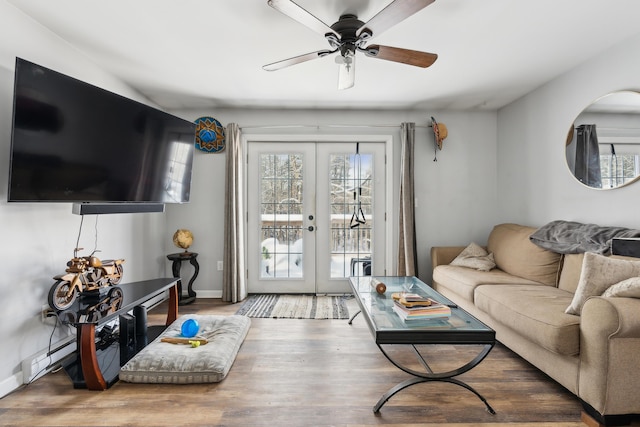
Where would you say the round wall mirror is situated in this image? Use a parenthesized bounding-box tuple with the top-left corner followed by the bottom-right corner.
(566, 90, 640, 189)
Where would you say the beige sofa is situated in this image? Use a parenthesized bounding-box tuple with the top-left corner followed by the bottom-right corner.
(431, 223, 640, 427)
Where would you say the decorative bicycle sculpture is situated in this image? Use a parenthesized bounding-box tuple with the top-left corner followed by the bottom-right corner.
(48, 247, 125, 311)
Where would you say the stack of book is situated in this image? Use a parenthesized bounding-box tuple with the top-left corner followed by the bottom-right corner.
(391, 292, 451, 322)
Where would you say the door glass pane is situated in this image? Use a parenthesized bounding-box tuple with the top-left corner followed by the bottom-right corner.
(259, 154, 304, 278)
(599, 153, 640, 188)
(329, 153, 373, 278)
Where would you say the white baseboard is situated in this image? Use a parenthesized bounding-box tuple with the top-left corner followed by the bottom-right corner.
(142, 290, 170, 311)
(195, 290, 222, 299)
(0, 372, 23, 399)
(21, 335, 77, 385)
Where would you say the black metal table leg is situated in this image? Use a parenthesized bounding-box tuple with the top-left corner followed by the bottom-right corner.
(374, 376, 496, 414)
(373, 342, 495, 414)
(348, 310, 361, 325)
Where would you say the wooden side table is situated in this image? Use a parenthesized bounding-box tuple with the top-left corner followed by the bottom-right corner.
(167, 252, 199, 305)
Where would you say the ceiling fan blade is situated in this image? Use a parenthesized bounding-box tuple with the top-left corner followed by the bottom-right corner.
(364, 44, 437, 68)
(357, 0, 435, 38)
(338, 55, 355, 90)
(263, 50, 335, 71)
(267, 0, 339, 38)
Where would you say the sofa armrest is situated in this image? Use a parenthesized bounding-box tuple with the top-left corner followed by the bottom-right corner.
(430, 246, 466, 269)
(579, 296, 640, 416)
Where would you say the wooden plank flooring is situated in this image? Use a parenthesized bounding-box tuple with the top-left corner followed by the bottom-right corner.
(0, 297, 620, 426)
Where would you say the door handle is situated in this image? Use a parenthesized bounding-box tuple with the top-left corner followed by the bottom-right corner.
(307, 226, 315, 231)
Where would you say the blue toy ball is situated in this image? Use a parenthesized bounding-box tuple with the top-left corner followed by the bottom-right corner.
(181, 318, 199, 338)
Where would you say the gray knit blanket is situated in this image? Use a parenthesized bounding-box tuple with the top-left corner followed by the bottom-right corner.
(529, 220, 640, 254)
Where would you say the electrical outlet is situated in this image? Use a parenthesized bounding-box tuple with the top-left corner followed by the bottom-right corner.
(41, 304, 56, 322)
(217, 261, 223, 271)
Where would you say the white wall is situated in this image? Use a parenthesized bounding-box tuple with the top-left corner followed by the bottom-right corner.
(497, 33, 640, 229)
(166, 108, 498, 291)
(0, 1, 170, 396)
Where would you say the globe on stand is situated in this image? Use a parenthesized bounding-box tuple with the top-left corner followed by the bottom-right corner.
(173, 229, 194, 257)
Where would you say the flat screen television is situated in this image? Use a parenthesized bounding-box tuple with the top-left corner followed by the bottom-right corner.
(7, 58, 195, 207)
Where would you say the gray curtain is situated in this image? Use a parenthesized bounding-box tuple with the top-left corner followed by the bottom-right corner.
(575, 124, 602, 188)
(397, 122, 418, 276)
(222, 123, 247, 302)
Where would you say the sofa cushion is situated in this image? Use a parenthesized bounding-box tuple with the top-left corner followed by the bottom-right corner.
(487, 223, 562, 286)
(557, 253, 585, 293)
(450, 242, 496, 271)
(566, 252, 640, 315)
(433, 265, 545, 303)
(474, 284, 580, 356)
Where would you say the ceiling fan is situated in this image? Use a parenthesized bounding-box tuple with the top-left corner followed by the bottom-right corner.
(263, 0, 438, 90)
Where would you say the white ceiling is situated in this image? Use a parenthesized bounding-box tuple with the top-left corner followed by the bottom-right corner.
(8, 0, 640, 111)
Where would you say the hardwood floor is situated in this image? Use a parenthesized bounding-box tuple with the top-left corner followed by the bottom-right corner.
(0, 298, 620, 426)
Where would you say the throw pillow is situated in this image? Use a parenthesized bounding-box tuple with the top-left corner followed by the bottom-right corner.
(450, 242, 496, 272)
(565, 252, 640, 315)
(602, 277, 640, 298)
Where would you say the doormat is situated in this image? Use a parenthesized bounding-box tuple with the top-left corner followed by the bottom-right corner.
(235, 294, 350, 319)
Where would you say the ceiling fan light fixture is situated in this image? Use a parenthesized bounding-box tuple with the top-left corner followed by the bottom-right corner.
(338, 53, 355, 90)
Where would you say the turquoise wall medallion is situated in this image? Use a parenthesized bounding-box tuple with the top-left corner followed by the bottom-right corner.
(194, 117, 225, 153)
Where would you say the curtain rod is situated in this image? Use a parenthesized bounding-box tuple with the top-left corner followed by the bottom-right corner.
(238, 123, 433, 130)
(575, 125, 640, 132)
(599, 127, 640, 132)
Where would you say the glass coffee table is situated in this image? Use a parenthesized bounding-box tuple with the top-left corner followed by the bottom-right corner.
(349, 276, 496, 414)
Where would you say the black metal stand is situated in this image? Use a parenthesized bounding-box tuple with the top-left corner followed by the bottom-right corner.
(348, 310, 361, 324)
(167, 252, 199, 305)
(374, 342, 496, 414)
(58, 278, 179, 390)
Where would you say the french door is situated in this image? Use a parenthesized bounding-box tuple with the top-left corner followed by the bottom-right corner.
(247, 140, 386, 294)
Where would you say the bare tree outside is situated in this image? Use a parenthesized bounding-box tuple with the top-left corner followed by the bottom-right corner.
(258, 151, 374, 280)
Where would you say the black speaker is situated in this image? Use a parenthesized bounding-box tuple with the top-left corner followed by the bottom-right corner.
(119, 313, 136, 366)
(133, 305, 148, 352)
(611, 238, 640, 258)
(72, 203, 165, 215)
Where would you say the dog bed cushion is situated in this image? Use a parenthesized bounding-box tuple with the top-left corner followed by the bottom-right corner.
(119, 314, 250, 384)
